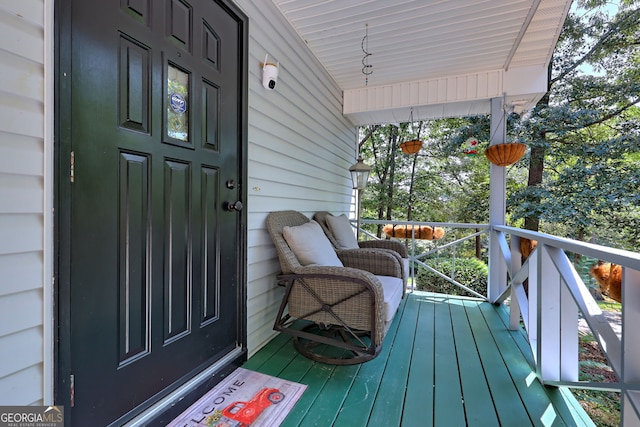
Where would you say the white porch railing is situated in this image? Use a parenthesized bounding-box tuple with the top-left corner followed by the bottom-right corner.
(493, 225, 640, 426)
(359, 219, 640, 425)
(358, 219, 489, 297)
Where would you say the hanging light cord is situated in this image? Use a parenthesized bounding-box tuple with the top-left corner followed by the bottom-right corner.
(362, 24, 372, 86)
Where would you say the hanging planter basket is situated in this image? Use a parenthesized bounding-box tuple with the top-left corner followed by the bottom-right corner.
(400, 139, 423, 155)
(485, 142, 527, 166)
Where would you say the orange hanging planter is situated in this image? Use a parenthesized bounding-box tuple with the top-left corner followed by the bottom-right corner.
(400, 139, 423, 155)
(485, 142, 527, 166)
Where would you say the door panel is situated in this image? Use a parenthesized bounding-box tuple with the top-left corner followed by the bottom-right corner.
(117, 151, 151, 366)
(64, 0, 245, 424)
(201, 166, 221, 324)
(163, 159, 192, 342)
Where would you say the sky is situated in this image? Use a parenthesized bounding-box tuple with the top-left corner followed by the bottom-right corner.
(572, 0, 621, 76)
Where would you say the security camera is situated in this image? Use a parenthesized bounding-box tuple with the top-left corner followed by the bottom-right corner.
(262, 62, 278, 90)
(262, 54, 279, 90)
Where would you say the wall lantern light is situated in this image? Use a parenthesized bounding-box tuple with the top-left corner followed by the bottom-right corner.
(349, 156, 371, 238)
(349, 156, 371, 190)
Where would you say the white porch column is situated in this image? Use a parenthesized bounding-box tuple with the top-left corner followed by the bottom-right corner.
(488, 96, 507, 302)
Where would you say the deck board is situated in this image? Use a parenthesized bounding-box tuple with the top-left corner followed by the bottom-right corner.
(433, 298, 466, 426)
(333, 296, 407, 426)
(242, 292, 595, 427)
(368, 291, 417, 426)
(465, 299, 536, 425)
(306, 366, 358, 425)
(450, 300, 500, 426)
(402, 295, 435, 426)
(482, 303, 593, 426)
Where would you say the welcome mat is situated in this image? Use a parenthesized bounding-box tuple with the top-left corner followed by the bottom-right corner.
(168, 368, 307, 427)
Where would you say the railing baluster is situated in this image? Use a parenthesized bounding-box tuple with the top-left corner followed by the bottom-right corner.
(538, 245, 562, 382)
(622, 267, 640, 424)
(527, 249, 538, 357)
(509, 235, 522, 331)
(560, 277, 579, 383)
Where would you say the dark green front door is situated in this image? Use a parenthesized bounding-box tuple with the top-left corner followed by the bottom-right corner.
(61, 1, 246, 424)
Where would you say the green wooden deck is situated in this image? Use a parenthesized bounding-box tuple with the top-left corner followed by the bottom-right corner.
(242, 292, 595, 427)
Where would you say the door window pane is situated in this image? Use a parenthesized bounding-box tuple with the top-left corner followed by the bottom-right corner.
(167, 64, 189, 141)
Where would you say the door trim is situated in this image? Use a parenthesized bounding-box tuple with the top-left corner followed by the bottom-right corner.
(44, 0, 56, 404)
(53, 0, 249, 423)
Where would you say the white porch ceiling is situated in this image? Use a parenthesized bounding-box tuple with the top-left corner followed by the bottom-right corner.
(272, 0, 572, 125)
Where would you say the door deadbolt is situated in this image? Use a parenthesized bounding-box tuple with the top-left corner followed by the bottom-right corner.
(224, 201, 243, 212)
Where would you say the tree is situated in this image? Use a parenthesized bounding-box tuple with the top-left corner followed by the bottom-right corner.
(511, 0, 640, 243)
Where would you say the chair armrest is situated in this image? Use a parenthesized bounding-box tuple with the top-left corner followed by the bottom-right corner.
(281, 267, 386, 341)
(358, 240, 409, 258)
(287, 265, 384, 298)
(336, 249, 402, 278)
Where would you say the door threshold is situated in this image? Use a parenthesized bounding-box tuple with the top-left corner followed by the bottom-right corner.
(122, 347, 245, 427)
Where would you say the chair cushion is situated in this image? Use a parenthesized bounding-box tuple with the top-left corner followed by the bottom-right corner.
(283, 220, 344, 267)
(326, 214, 359, 250)
(377, 275, 403, 323)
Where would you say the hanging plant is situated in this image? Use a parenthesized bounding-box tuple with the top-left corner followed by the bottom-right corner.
(485, 142, 527, 166)
(399, 108, 423, 155)
(400, 139, 423, 155)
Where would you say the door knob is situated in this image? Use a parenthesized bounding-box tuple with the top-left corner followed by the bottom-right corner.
(224, 201, 243, 212)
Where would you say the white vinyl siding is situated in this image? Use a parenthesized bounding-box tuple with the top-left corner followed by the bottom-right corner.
(0, 0, 356, 405)
(0, 0, 52, 405)
(236, 0, 357, 354)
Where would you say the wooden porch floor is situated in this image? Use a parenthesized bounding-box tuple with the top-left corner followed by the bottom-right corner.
(242, 292, 595, 427)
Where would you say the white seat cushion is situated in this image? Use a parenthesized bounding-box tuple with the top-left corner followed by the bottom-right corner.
(376, 275, 403, 323)
(283, 220, 344, 267)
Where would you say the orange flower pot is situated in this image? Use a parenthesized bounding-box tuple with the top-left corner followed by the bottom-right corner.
(400, 139, 423, 155)
(484, 142, 526, 166)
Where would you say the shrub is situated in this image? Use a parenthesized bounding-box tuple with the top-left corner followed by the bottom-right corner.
(415, 257, 488, 297)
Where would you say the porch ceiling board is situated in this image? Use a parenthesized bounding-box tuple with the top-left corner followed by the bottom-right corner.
(272, 0, 572, 125)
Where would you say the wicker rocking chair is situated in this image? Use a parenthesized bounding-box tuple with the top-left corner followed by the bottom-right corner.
(266, 210, 404, 364)
(313, 211, 410, 286)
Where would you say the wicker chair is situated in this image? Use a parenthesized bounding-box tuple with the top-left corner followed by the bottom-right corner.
(266, 210, 404, 364)
(314, 211, 409, 286)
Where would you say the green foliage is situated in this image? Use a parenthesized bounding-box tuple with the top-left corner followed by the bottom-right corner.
(360, 122, 473, 225)
(572, 388, 620, 427)
(577, 333, 621, 426)
(506, 1, 640, 248)
(508, 107, 640, 248)
(414, 257, 488, 297)
(360, 120, 494, 225)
